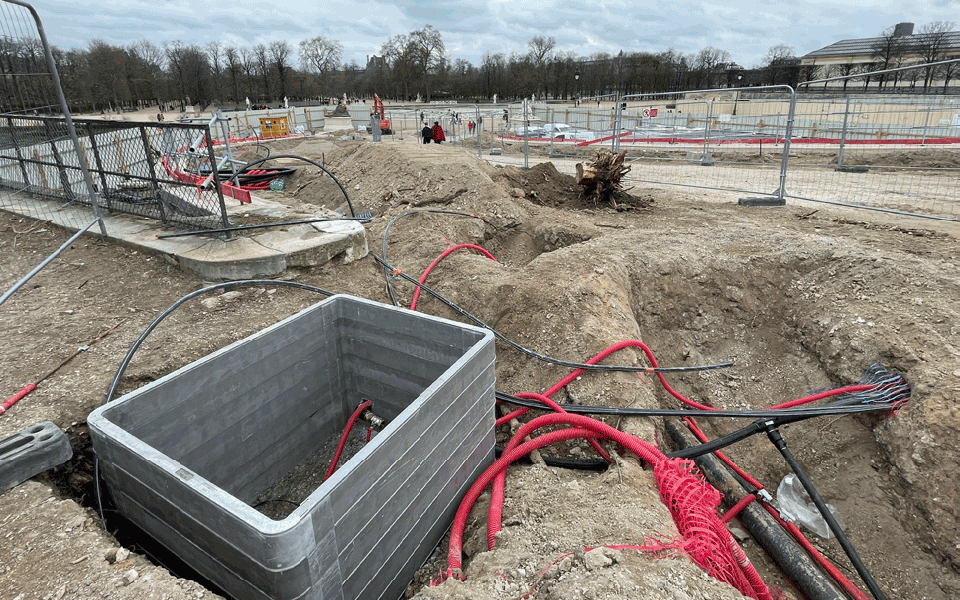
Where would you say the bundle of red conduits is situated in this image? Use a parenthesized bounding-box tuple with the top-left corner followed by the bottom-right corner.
(435, 412, 774, 600)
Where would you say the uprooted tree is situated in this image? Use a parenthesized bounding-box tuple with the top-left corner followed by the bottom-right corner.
(576, 150, 632, 209)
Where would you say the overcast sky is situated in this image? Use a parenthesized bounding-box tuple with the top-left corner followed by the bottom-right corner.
(27, 0, 960, 69)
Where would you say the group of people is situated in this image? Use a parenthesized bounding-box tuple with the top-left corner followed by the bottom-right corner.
(421, 121, 446, 144)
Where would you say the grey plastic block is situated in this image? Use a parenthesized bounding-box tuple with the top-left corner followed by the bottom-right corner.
(0, 421, 73, 493)
(88, 295, 496, 600)
(738, 196, 786, 206)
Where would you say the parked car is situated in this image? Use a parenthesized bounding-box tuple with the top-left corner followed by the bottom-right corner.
(514, 124, 544, 137)
(541, 123, 596, 141)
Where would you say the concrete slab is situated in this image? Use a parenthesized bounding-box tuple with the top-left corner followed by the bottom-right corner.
(0, 189, 368, 281)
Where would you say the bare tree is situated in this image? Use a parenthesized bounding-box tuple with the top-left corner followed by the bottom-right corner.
(205, 41, 224, 104)
(269, 41, 292, 101)
(163, 40, 188, 110)
(380, 34, 417, 100)
(127, 40, 163, 107)
(409, 25, 445, 101)
(916, 21, 955, 91)
(480, 52, 506, 101)
(527, 35, 555, 97)
(299, 36, 342, 74)
(224, 46, 243, 107)
(869, 27, 907, 90)
(692, 46, 730, 88)
(253, 43, 271, 102)
(299, 36, 342, 97)
(761, 44, 795, 86)
(239, 47, 258, 102)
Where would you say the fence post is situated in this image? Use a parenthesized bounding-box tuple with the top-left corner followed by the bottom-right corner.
(920, 104, 931, 146)
(837, 96, 851, 168)
(42, 119, 76, 203)
(523, 98, 529, 170)
(612, 92, 622, 152)
(775, 87, 798, 203)
(476, 105, 482, 159)
(138, 125, 167, 225)
(6, 116, 31, 187)
(701, 100, 712, 160)
(201, 126, 232, 234)
(84, 123, 112, 213)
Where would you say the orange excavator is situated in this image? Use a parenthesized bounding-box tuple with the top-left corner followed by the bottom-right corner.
(373, 94, 392, 134)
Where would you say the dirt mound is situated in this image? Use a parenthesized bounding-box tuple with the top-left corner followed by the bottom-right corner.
(493, 161, 655, 211)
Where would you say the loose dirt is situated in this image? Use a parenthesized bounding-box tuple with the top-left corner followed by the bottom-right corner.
(1, 134, 958, 600)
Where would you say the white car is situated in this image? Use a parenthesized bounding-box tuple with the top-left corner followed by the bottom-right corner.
(514, 125, 544, 137)
(542, 123, 596, 141)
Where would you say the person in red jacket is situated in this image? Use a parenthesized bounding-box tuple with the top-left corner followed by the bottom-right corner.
(431, 121, 446, 144)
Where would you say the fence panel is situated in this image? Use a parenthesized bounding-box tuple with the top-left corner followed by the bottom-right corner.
(481, 78, 959, 221)
(0, 0, 104, 233)
(784, 91, 960, 220)
(0, 117, 232, 232)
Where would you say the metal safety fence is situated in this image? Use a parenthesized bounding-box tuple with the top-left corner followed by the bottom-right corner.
(483, 61, 960, 222)
(0, 117, 232, 232)
(0, 0, 104, 235)
(0, 0, 106, 306)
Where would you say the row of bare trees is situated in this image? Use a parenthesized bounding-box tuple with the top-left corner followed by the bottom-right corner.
(3, 21, 957, 115)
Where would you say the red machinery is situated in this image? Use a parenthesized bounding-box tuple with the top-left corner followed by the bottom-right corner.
(373, 94, 392, 134)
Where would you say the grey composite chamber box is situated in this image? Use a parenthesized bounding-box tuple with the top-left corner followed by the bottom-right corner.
(88, 294, 496, 600)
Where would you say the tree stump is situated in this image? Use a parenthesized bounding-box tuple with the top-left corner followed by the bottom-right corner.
(575, 150, 630, 209)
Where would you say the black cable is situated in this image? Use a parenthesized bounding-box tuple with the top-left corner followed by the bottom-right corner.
(496, 391, 904, 421)
(103, 280, 334, 405)
(372, 252, 733, 375)
(230, 154, 358, 217)
(156, 216, 373, 239)
(765, 424, 889, 600)
(494, 445, 608, 471)
(380, 209, 483, 306)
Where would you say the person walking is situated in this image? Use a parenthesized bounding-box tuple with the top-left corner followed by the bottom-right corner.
(421, 122, 432, 144)
(431, 121, 446, 144)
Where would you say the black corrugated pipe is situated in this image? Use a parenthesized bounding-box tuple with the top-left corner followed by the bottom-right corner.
(765, 424, 889, 600)
(665, 421, 847, 600)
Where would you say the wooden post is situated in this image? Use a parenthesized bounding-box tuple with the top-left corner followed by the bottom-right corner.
(114, 135, 129, 174)
(33, 149, 48, 188)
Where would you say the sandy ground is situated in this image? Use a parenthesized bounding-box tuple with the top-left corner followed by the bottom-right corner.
(1, 133, 959, 600)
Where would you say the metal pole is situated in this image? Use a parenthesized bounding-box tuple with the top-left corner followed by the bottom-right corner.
(775, 87, 798, 203)
(0, 218, 99, 307)
(85, 123, 112, 213)
(701, 99, 712, 160)
(837, 97, 851, 168)
(476, 105, 482, 159)
(201, 126, 232, 234)
(523, 98, 529, 170)
(612, 92, 622, 152)
(11, 0, 107, 235)
(6, 116, 32, 187)
(216, 110, 238, 181)
(920, 104, 931, 146)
